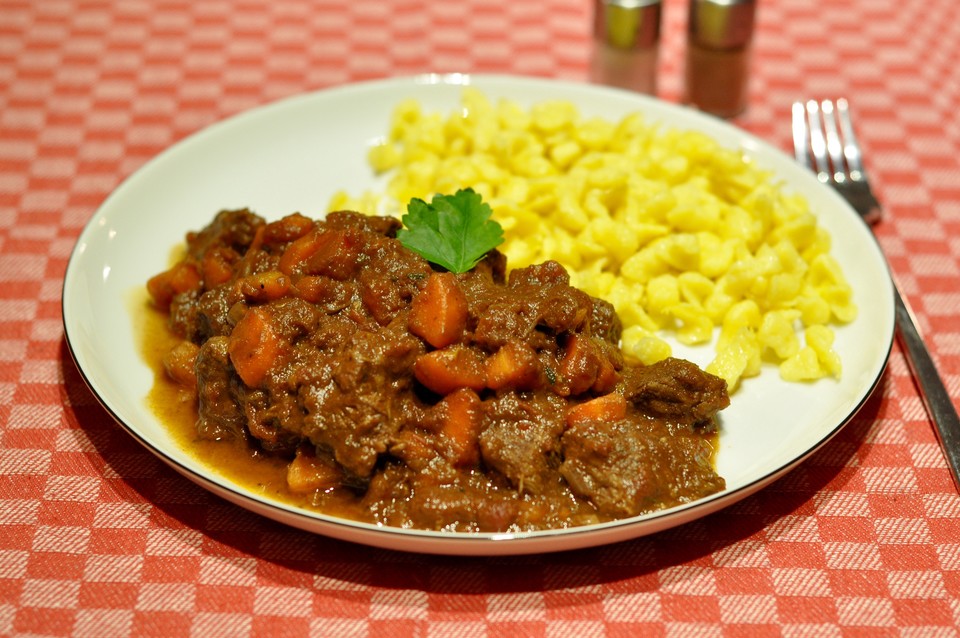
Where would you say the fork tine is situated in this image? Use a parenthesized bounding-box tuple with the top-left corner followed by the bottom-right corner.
(791, 101, 812, 170)
(793, 97, 883, 225)
(835, 97, 866, 181)
(820, 100, 847, 184)
(804, 100, 831, 183)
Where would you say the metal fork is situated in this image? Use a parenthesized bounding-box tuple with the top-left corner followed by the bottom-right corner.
(793, 98, 960, 493)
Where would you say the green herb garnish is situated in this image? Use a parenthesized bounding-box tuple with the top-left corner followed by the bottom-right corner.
(397, 188, 504, 273)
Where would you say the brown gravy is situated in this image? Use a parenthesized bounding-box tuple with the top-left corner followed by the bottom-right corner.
(136, 291, 363, 519)
(136, 209, 728, 533)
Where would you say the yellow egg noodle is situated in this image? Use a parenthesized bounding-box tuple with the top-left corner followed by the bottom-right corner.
(328, 89, 856, 392)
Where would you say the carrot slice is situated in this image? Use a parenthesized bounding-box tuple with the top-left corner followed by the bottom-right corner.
(162, 341, 199, 387)
(413, 345, 486, 395)
(591, 354, 620, 395)
(292, 275, 326, 303)
(485, 341, 540, 391)
(263, 213, 315, 244)
(227, 307, 285, 387)
(238, 270, 291, 302)
(438, 388, 483, 467)
(286, 445, 343, 494)
(566, 392, 627, 429)
(558, 334, 604, 396)
(245, 224, 266, 255)
(408, 272, 468, 349)
(147, 261, 202, 310)
(278, 229, 325, 276)
(201, 249, 235, 288)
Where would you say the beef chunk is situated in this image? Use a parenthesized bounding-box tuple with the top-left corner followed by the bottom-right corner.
(195, 336, 245, 441)
(168, 288, 201, 341)
(361, 463, 521, 532)
(195, 285, 235, 341)
(560, 418, 724, 518)
(325, 209, 401, 237)
(299, 319, 424, 477)
(470, 261, 599, 351)
(623, 357, 729, 425)
(590, 297, 621, 344)
(186, 208, 264, 260)
(479, 392, 566, 494)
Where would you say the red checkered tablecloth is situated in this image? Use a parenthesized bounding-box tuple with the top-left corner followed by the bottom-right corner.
(3, 0, 960, 635)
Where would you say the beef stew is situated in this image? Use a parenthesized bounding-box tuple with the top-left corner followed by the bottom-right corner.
(146, 208, 728, 532)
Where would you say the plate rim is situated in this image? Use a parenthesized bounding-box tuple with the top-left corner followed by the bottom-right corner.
(61, 72, 896, 555)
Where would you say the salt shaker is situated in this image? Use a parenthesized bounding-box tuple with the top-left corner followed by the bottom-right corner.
(590, 0, 662, 95)
(684, 0, 757, 118)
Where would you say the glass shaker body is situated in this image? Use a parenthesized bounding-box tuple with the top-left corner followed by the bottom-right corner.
(684, 0, 756, 118)
(591, 41, 658, 95)
(685, 42, 751, 118)
(590, 0, 661, 95)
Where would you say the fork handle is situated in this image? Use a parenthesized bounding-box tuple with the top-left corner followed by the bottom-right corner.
(893, 284, 960, 492)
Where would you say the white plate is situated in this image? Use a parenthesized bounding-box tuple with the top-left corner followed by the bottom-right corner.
(62, 74, 895, 556)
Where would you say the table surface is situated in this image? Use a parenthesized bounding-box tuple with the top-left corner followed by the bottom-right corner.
(3, 0, 960, 635)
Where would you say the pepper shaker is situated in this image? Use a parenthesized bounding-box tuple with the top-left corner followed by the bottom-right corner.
(684, 0, 757, 118)
(590, 0, 662, 95)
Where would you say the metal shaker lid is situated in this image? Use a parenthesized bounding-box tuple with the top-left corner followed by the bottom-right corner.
(688, 0, 756, 50)
(593, 0, 662, 51)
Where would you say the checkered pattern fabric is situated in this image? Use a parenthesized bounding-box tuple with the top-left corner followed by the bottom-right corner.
(2, 0, 959, 635)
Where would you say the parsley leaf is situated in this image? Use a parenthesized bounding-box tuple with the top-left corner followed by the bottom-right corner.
(397, 188, 504, 273)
